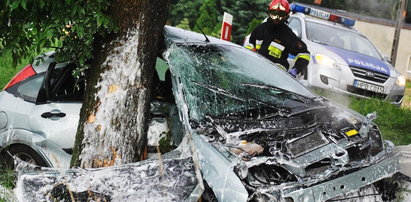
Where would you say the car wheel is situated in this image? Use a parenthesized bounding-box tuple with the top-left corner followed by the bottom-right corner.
(0, 145, 48, 169)
(328, 184, 382, 202)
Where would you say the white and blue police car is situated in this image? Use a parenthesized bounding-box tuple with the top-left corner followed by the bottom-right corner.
(245, 3, 406, 105)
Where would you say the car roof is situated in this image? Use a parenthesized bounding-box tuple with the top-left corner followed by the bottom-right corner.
(31, 52, 68, 74)
(164, 25, 236, 47)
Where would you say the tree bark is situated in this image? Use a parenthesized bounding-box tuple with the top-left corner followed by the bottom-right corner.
(71, 0, 169, 168)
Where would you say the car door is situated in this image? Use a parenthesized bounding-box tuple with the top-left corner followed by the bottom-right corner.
(29, 63, 84, 150)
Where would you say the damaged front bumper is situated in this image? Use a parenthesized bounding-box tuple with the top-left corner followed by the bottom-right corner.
(274, 152, 400, 201)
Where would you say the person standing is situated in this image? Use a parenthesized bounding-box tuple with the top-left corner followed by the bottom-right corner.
(245, 0, 310, 78)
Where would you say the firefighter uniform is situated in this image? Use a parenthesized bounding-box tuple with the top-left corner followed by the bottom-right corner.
(245, 19, 310, 76)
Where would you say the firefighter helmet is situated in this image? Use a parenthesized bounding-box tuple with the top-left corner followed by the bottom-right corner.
(268, 0, 290, 23)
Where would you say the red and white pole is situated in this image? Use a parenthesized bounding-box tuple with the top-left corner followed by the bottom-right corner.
(221, 12, 233, 41)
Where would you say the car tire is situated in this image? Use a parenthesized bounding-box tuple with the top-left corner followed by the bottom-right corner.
(329, 184, 382, 202)
(0, 144, 48, 169)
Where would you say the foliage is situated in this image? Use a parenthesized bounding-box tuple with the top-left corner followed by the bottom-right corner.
(0, 51, 29, 89)
(175, 18, 191, 30)
(158, 132, 177, 154)
(0, 0, 116, 68)
(168, 0, 202, 30)
(195, 0, 222, 38)
(168, 0, 267, 44)
(221, 0, 267, 44)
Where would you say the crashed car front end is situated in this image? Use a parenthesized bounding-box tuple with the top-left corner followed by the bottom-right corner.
(193, 107, 399, 201)
(163, 29, 400, 201)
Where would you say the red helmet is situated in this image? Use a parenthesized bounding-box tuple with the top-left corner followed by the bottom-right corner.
(268, 0, 290, 23)
(268, 0, 290, 14)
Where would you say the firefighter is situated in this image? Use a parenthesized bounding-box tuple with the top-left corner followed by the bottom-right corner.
(245, 0, 310, 78)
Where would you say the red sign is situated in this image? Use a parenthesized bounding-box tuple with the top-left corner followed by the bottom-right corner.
(221, 12, 233, 41)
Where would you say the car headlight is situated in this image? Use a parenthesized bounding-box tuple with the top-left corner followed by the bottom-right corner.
(314, 53, 339, 69)
(396, 75, 406, 86)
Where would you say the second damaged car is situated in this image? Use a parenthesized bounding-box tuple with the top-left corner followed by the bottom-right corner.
(163, 26, 399, 201)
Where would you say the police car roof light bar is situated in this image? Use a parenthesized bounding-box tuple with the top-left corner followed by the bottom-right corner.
(290, 3, 355, 27)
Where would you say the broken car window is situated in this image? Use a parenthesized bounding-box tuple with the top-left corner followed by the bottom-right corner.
(167, 44, 316, 121)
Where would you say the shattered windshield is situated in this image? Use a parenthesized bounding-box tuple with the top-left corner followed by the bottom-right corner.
(166, 44, 316, 121)
(306, 21, 382, 59)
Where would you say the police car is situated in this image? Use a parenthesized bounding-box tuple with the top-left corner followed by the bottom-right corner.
(245, 3, 406, 105)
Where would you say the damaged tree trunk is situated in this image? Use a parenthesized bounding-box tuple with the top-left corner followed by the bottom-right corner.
(71, 0, 169, 168)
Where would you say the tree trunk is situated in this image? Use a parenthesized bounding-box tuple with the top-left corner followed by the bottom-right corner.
(71, 0, 169, 168)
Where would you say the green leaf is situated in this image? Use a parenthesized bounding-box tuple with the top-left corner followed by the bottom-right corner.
(21, 0, 27, 10)
(97, 16, 104, 27)
(80, 7, 86, 15)
(10, 1, 19, 11)
(39, 0, 45, 9)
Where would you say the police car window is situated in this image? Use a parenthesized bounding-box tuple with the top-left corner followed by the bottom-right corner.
(306, 21, 382, 59)
(288, 18, 302, 38)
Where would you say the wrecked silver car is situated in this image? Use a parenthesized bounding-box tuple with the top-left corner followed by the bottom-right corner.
(6, 25, 400, 201)
(163, 26, 399, 201)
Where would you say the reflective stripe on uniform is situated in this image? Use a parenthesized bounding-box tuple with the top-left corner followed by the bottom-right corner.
(295, 53, 311, 61)
(256, 40, 263, 50)
(268, 41, 285, 58)
(245, 44, 254, 50)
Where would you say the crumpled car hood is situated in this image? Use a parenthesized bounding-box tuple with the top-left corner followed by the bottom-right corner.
(194, 100, 392, 190)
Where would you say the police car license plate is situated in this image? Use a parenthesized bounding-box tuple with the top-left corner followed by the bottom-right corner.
(354, 80, 384, 93)
(309, 8, 330, 20)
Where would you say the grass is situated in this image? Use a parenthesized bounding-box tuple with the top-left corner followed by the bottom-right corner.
(0, 168, 16, 201)
(0, 169, 15, 189)
(403, 81, 411, 109)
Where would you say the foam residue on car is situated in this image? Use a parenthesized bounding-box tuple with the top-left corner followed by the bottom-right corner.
(14, 157, 199, 201)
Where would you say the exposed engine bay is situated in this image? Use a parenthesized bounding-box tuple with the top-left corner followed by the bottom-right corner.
(195, 105, 390, 198)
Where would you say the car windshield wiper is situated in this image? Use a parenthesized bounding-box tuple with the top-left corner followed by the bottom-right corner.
(241, 83, 315, 104)
(192, 81, 291, 117)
